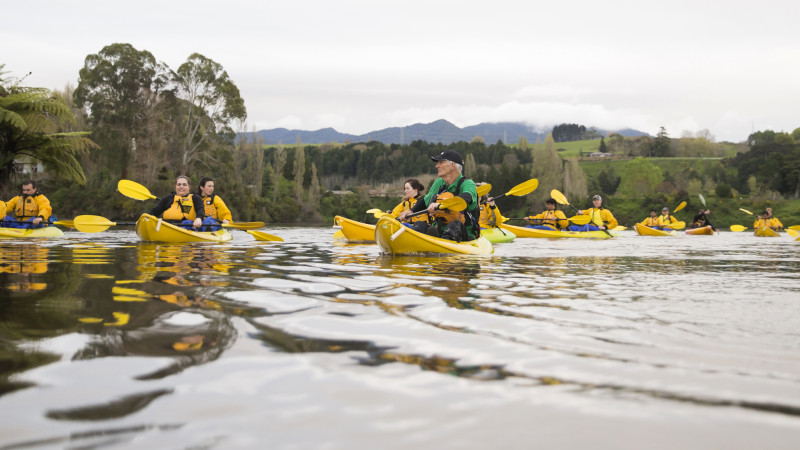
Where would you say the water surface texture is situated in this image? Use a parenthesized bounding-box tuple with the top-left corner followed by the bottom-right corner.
(1, 228, 799, 449)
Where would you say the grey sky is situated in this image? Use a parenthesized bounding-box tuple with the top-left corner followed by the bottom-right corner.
(4, 0, 799, 142)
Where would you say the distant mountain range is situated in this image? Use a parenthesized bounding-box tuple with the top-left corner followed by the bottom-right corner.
(242, 120, 649, 145)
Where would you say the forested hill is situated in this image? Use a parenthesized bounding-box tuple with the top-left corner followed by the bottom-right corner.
(247, 120, 648, 145)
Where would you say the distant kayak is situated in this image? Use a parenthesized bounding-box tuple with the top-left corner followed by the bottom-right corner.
(499, 222, 614, 239)
(375, 216, 493, 255)
(135, 214, 232, 243)
(685, 226, 715, 235)
(634, 223, 677, 237)
(0, 226, 64, 239)
(480, 227, 515, 243)
(754, 226, 780, 237)
(333, 216, 376, 242)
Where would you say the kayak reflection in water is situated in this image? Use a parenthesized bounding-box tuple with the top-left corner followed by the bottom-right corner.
(397, 150, 479, 242)
(571, 195, 618, 231)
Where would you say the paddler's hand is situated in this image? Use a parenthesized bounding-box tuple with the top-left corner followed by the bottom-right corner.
(577, 210, 584, 215)
(32, 217, 42, 225)
(397, 210, 411, 221)
(427, 202, 441, 214)
(193, 218, 202, 229)
(222, 219, 230, 224)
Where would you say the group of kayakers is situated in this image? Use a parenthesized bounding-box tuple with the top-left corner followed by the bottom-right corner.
(1, 148, 788, 238)
(1, 176, 234, 231)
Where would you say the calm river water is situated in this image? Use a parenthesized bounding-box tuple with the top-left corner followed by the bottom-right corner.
(1, 227, 799, 449)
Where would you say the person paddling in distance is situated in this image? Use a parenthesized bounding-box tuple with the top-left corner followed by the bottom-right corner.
(525, 198, 568, 230)
(690, 208, 715, 230)
(147, 175, 205, 230)
(763, 207, 784, 230)
(397, 150, 479, 242)
(571, 194, 618, 231)
(754, 210, 782, 231)
(197, 177, 232, 231)
(477, 182, 505, 228)
(658, 206, 679, 231)
(640, 209, 661, 229)
(388, 178, 428, 226)
(2, 180, 54, 229)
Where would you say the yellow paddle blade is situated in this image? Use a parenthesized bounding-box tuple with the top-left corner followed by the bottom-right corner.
(221, 221, 266, 230)
(730, 224, 747, 232)
(550, 189, 569, 205)
(568, 215, 591, 225)
(118, 179, 157, 201)
(739, 208, 753, 215)
(439, 196, 467, 212)
(789, 225, 800, 230)
(476, 183, 492, 197)
(671, 221, 686, 230)
(54, 220, 75, 228)
(247, 230, 284, 242)
(612, 226, 627, 231)
(787, 229, 799, 237)
(674, 201, 687, 212)
(365, 208, 383, 214)
(73, 215, 116, 233)
(506, 179, 538, 197)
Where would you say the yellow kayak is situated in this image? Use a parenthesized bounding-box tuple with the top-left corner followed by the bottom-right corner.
(634, 223, 678, 237)
(685, 226, 715, 235)
(333, 216, 376, 242)
(481, 227, 515, 243)
(135, 214, 232, 243)
(0, 226, 64, 238)
(754, 226, 780, 237)
(375, 216, 493, 255)
(499, 222, 614, 239)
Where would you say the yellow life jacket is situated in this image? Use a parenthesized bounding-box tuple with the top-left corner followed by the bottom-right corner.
(163, 195, 196, 221)
(642, 217, 659, 227)
(202, 195, 218, 219)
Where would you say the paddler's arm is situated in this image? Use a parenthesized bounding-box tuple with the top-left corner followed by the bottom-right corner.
(148, 195, 173, 217)
(192, 194, 205, 228)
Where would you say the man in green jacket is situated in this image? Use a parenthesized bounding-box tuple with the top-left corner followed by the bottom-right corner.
(398, 150, 479, 242)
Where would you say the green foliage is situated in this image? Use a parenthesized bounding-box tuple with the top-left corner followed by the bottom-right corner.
(617, 157, 664, 196)
(714, 183, 732, 198)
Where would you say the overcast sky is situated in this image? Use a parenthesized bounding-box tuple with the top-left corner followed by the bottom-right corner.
(4, 0, 799, 142)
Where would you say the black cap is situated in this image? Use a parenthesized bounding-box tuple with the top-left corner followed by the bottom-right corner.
(430, 150, 464, 166)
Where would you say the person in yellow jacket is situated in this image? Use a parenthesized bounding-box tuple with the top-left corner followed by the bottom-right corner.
(764, 207, 784, 230)
(147, 175, 205, 229)
(2, 180, 53, 228)
(572, 194, 618, 231)
(525, 198, 568, 230)
(640, 209, 660, 228)
(657, 207, 679, 231)
(754, 209, 783, 231)
(476, 182, 505, 228)
(197, 177, 232, 229)
(389, 179, 428, 224)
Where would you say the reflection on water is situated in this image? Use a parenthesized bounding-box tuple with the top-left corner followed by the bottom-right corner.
(1, 229, 800, 448)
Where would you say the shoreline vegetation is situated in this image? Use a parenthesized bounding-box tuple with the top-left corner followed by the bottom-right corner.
(2, 45, 800, 229)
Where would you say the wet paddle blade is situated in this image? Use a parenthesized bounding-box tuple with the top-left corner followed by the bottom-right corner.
(221, 221, 266, 230)
(612, 226, 627, 231)
(730, 224, 747, 232)
(247, 230, 284, 241)
(788, 225, 800, 230)
(54, 220, 75, 228)
(118, 179, 157, 201)
(739, 208, 753, 215)
(698, 194, 706, 207)
(506, 179, 538, 197)
(568, 215, 591, 225)
(365, 208, 383, 215)
(476, 183, 492, 197)
(550, 189, 569, 205)
(671, 221, 686, 230)
(439, 196, 467, 212)
(73, 215, 116, 233)
(674, 201, 687, 212)
(787, 229, 799, 237)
